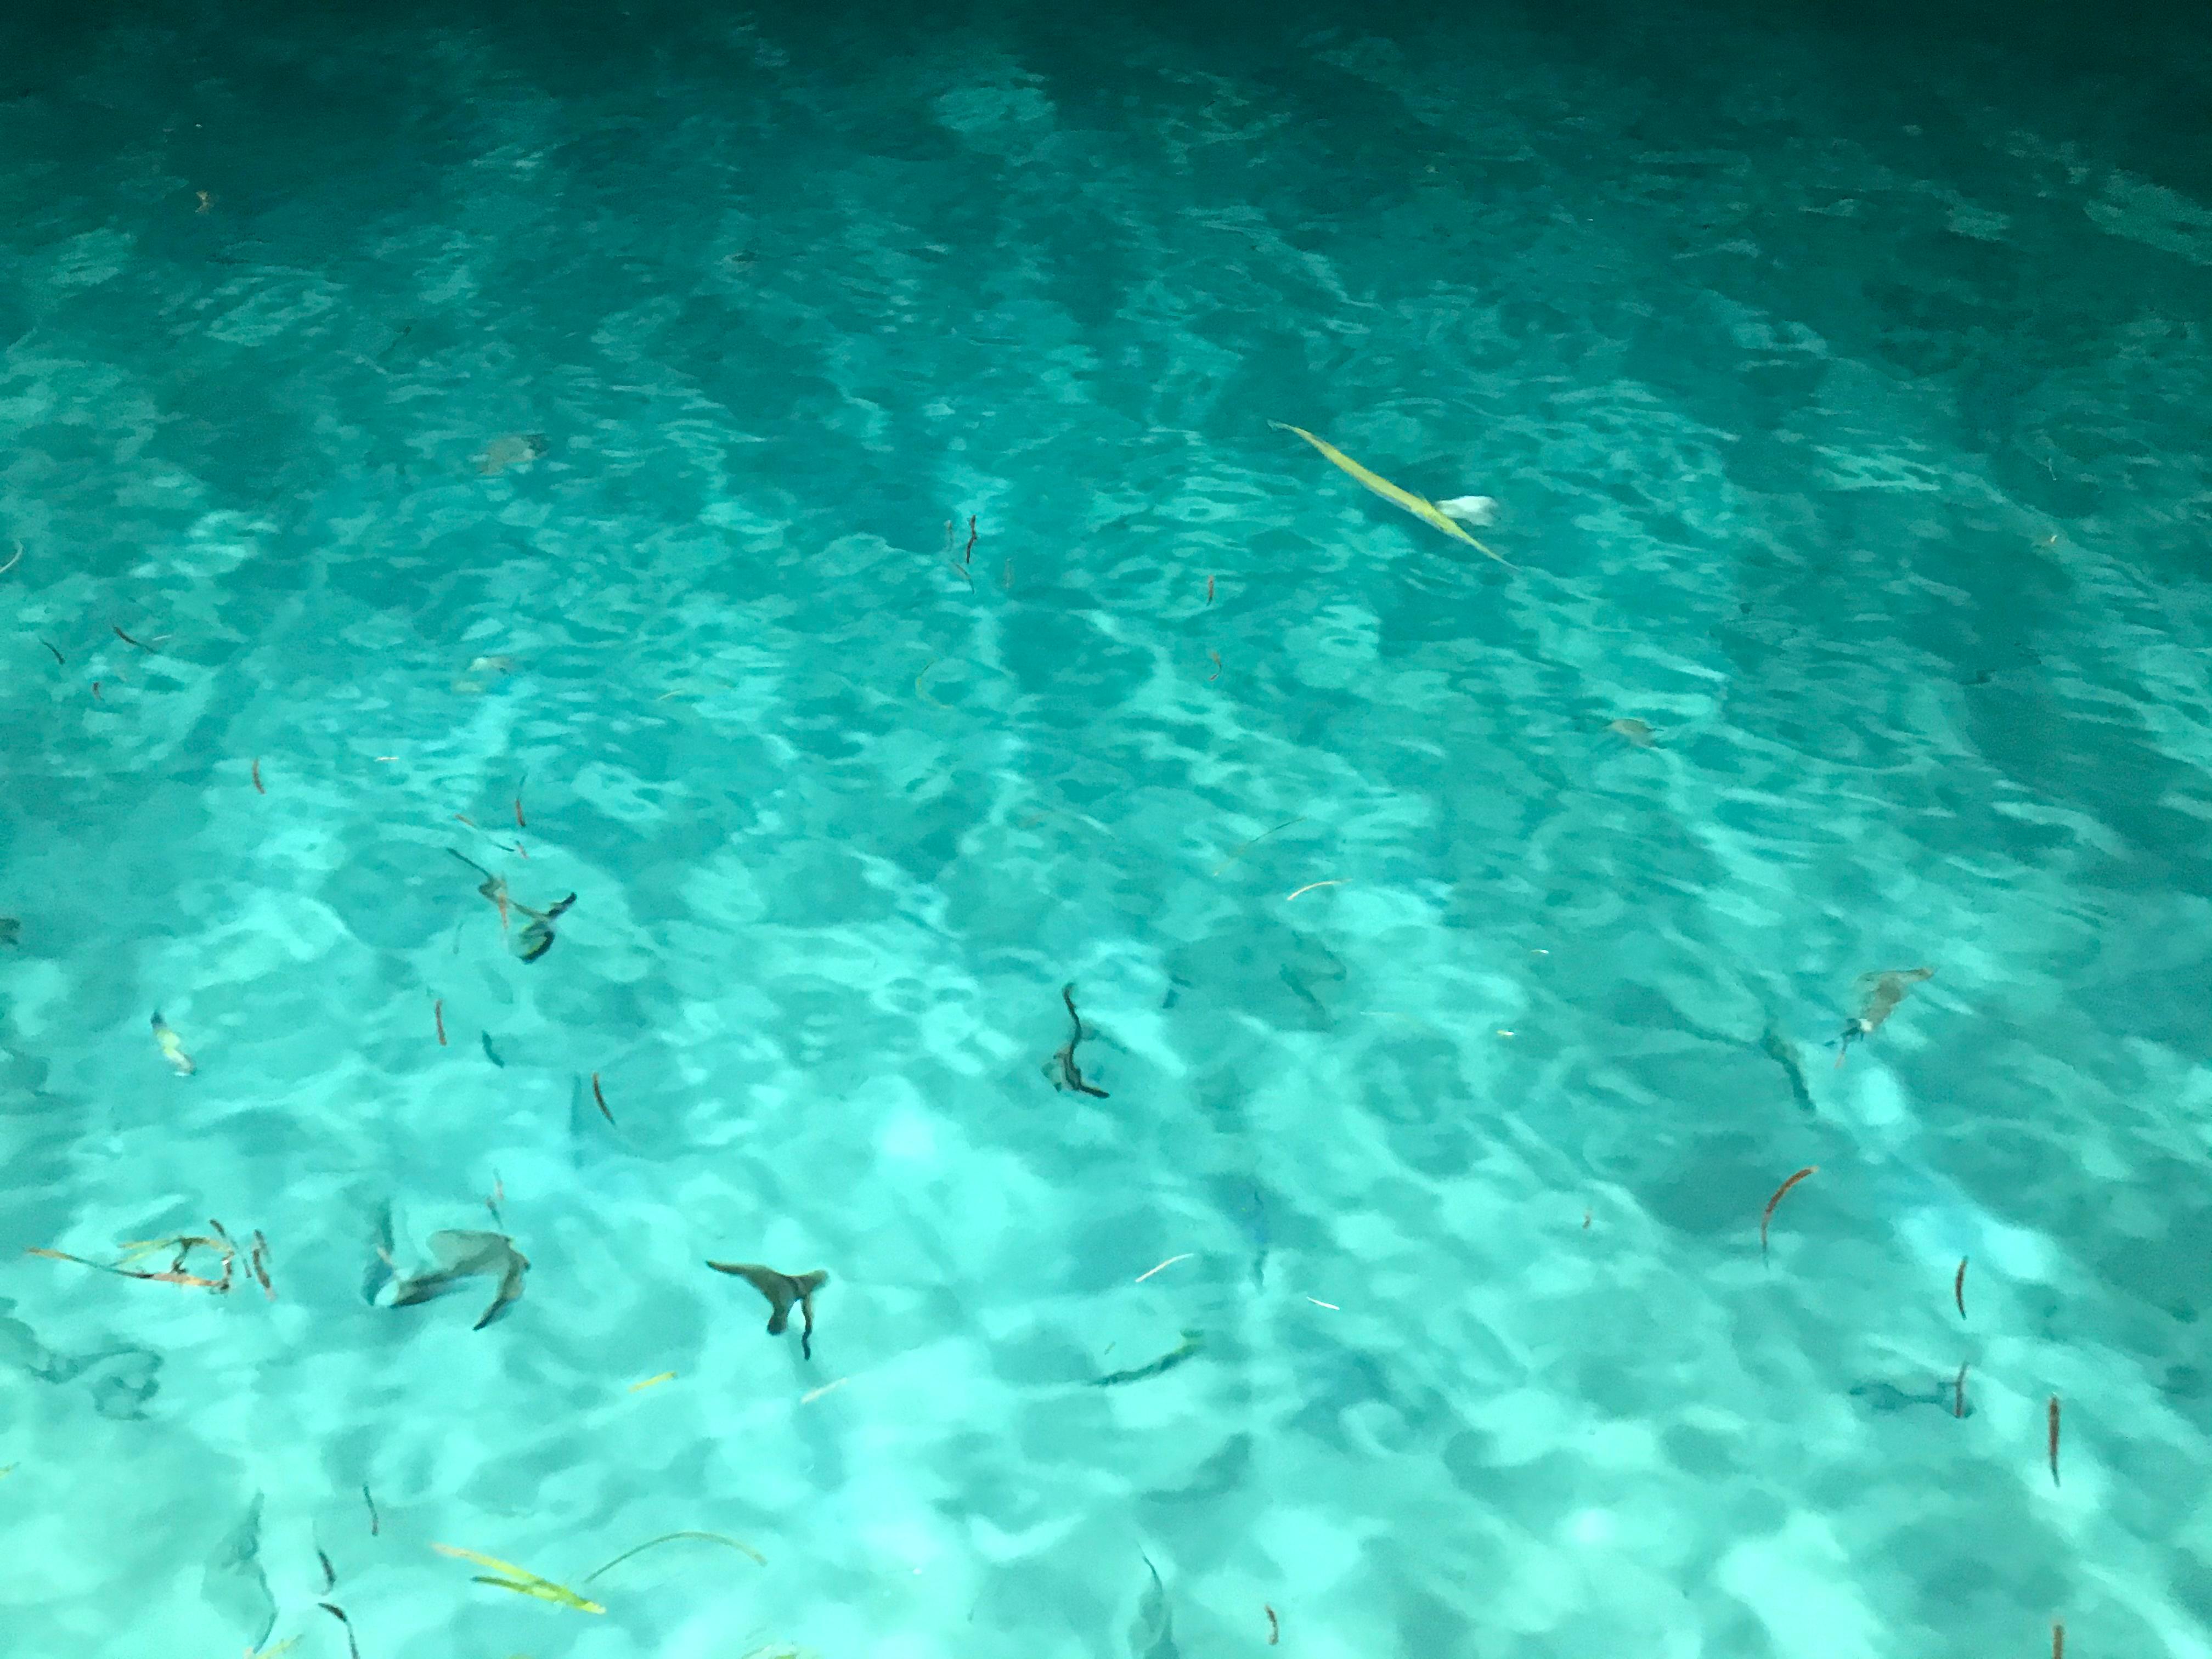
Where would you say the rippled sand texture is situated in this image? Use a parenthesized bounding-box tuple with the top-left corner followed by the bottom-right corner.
(3, 4, 2210, 1657)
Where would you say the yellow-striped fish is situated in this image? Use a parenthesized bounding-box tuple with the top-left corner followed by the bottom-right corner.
(432, 1544, 606, 1614)
(1272, 421, 1504, 561)
(149, 1011, 195, 1076)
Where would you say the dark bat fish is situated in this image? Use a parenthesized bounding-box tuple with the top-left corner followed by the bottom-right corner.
(1093, 1331, 1203, 1387)
(1044, 982, 1109, 1098)
(1833, 967, 1933, 1068)
(513, 893, 576, 963)
(388, 1230, 529, 1330)
(707, 1261, 828, 1360)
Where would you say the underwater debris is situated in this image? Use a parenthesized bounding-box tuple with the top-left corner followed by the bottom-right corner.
(1133, 1254, 1193, 1285)
(387, 1231, 529, 1331)
(1093, 1331, 1204, 1388)
(28, 1222, 249, 1294)
(708, 1261, 828, 1361)
(629, 1371, 675, 1392)
(473, 434, 548, 477)
(1045, 983, 1109, 1099)
(150, 1011, 196, 1076)
(1271, 421, 1503, 560)
(1209, 816, 1304, 876)
(433, 1543, 603, 1612)
(579, 1530, 764, 1585)
(1758, 1166, 1817, 1263)
(1833, 967, 1933, 1068)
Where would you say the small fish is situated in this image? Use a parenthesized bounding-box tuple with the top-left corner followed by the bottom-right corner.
(1045, 983, 1109, 1098)
(450, 653, 517, 693)
(1271, 421, 1504, 560)
(1607, 718, 1657, 747)
(318, 1603, 361, 1659)
(1833, 967, 1934, 1068)
(1093, 1331, 1204, 1388)
(150, 1011, 196, 1076)
(362, 1204, 397, 1306)
(1758, 1024, 1815, 1114)
(1434, 494, 1500, 527)
(473, 433, 549, 477)
(513, 893, 576, 963)
(480, 1030, 505, 1068)
(388, 1230, 529, 1330)
(707, 1261, 828, 1361)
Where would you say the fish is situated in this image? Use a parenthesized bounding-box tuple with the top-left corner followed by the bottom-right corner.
(150, 1011, 195, 1076)
(388, 1230, 529, 1330)
(1607, 718, 1657, 747)
(0, 917, 18, 946)
(514, 893, 577, 964)
(201, 1493, 278, 1651)
(707, 1261, 828, 1361)
(362, 1203, 397, 1306)
(480, 1030, 505, 1068)
(450, 654, 517, 693)
(1834, 967, 1934, 1068)
(1045, 983, 1109, 1098)
(1093, 1331, 1204, 1387)
(1434, 494, 1499, 526)
(1759, 1024, 1816, 1115)
(1130, 1554, 1178, 1659)
(1271, 421, 1504, 560)
(473, 433, 549, 477)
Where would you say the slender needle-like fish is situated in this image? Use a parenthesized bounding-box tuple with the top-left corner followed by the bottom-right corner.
(1271, 421, 1504, 560)
(707, 1261, 828, 1360)
(388, 1230, 529, 1330)
(1093, 1331, 1204, 1387)
(150, 1011, 196, 1076)
(1046, 983, 1109, 1098)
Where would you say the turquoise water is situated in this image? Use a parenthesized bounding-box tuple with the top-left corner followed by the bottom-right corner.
(4, 2, 2212, 1654)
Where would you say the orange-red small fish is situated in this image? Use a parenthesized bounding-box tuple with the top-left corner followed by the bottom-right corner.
(2052, 1619, 2064, 1659)
(251, 758, 264, 794)
(590, 1071, 615, 1125)
(514, 795, 526, 829)
(1954, 1256, 1967, 1318)
(433, 999, 448, 1047)
(1952, 1362, 1968, 1419)
(249, 1230, 274, 1300)
(2048, 1395, 2061, 1486)
(1207, 651, 1222, 682)
(91, 681, 102, 701)
(1759, 1166, 1818, 1261)
(1264, 1604, 1279, 1645)
(1205, 574, 1215, 605)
